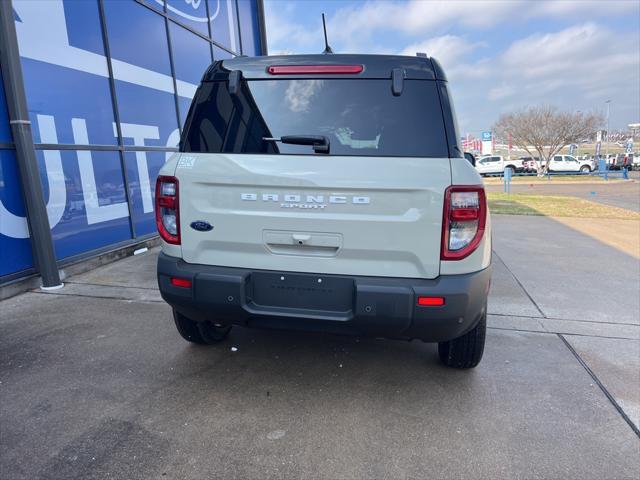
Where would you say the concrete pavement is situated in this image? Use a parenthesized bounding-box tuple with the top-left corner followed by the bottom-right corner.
(1, 215, 639, 479)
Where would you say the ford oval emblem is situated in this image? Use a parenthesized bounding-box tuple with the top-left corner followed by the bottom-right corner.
(190, 221, 213, 232)
(153, 0, 220, 23)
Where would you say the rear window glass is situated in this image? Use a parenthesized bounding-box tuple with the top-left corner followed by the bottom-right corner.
(182, 79, 449, 157)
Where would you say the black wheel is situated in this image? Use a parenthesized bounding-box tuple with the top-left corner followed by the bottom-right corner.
(438, 309, 486, 369)
(580, 165, 591, 173)
(173, 309, 231, 345)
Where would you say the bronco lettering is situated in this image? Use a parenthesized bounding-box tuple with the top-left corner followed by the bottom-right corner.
(240, 193, 370, 207)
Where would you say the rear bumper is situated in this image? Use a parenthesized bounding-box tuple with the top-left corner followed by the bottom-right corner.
(157, 253, 491, 342)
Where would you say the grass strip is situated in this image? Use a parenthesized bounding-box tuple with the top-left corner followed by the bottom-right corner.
(483, 175, 631, 184)
(487, 193, 640, 219)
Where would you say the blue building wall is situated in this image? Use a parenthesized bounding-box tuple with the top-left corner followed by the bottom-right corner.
(0, 0, 265, 281)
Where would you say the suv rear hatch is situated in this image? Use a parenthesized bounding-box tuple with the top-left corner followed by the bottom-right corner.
(175, 56, 457, 280)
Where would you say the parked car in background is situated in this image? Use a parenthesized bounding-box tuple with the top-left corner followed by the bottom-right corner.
(629, 153, 638, 171)
(475, 155, 523, 175)
(609, 153, 633, 170)
(519, 156, 540, 173)
(604, 154, 617, 169)
(544, 155, 594, 173)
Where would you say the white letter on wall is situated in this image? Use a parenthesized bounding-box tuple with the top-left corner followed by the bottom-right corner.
(166, 128, 180, 162)
(72, 118, 129, 224)
(117, 122, 161, 213)
(0, 114, 66, 238)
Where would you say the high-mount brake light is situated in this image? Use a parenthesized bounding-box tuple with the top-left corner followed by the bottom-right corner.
(155, 175, 180, 245)
(267, 65, 363, 75)
(441, 185, 487, 260)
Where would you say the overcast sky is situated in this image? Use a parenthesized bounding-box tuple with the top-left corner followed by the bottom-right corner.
(263, 0, 640, 136)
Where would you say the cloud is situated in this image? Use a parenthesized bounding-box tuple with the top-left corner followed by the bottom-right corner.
(400, 35, 485, 70)
(284, 79, 324, 113)
(263, 3, 322, 54)
(488, 84, 517, 101)
(262, 1, 640, 132)
(329, 0, 516, 39)
(451, 22, 639, 133)
(493, 23, 638, 97)
(503, 23, 608, 76)
(528, 0, 637, 17)
(324, 0, 638, 51)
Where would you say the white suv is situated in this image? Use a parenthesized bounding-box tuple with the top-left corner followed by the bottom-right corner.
(156, 54, 492, 369)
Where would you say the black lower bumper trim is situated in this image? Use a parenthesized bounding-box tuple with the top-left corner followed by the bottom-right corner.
(157, 253, 491, 342)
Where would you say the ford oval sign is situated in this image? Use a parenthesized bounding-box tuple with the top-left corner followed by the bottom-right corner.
(190, 221, 214, 232)
(154, 0, 220, 22)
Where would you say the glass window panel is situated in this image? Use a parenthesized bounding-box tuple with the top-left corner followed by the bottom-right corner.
(0, 68, 11, 143)
(104, 0, 179, 146)
(115, 81, 180, 148)
(124, 151, 167, 237)
(63, 0, 107, 56)
(213, 45, 234, 61)
(170, 22, 212, 85)
(16, 0, 116, 145)
(183, 79, 449, 157)
(237, 0, 261, 55)
(165, 0, 210, 36)
(23, 60, 117, 146)
(0, 150, 34, 276)
(179, 96, 194, 128)
(170, 22, 211, 126)
(209, 0, 240, 53)
(36, 150, 132, 260)
(104, 0, 172, 75)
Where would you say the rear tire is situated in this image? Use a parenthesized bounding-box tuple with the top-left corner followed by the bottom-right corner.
(438, 309, 486, 369)
(580, 165, 591, 173)
(173, 309, 231, 345)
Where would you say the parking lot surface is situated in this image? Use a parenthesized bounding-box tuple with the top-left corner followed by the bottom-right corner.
(1, 215, 639, 479)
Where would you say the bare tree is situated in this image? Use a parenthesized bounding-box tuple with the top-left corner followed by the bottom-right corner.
(494, 106, 602, 175)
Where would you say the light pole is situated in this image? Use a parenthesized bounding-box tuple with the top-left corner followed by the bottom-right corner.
(576, 110, 581, 157)
(605, 100, 611, 157)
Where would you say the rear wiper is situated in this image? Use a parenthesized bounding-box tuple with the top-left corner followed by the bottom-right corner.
(263, 135, 330, 154)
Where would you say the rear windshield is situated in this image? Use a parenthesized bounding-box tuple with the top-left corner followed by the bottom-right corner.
(182, 79, 449, 157)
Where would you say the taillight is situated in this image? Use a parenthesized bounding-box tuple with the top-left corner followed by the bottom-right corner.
(441, 185, 486, 260)
(155, 175, 180, 245)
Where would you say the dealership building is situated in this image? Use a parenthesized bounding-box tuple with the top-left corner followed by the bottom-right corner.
(0, 0, 267, 291)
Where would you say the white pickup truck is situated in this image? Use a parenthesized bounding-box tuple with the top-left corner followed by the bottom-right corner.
(156, 54, 492, 369)
(546, 155, 594, 173)
(475, 155, 523, 176)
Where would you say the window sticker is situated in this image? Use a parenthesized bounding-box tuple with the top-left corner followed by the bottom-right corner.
(178, 155, 197, 168)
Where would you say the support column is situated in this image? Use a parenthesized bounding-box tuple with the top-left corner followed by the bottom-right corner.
(256, 0, 269, 55)
(0, 1, 62, 289)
